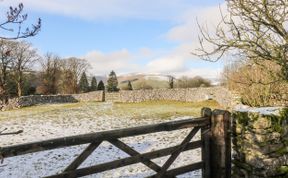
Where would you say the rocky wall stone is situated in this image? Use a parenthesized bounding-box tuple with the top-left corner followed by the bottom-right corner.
(232, 107, 288, 178)
(72, 91, 104, 102)
(18, 95, 78, 107)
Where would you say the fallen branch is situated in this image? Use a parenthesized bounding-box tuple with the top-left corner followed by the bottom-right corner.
(0, 130, 23, 136)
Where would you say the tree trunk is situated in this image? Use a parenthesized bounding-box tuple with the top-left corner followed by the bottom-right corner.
(0, 66, 9, 103)
(17, 71, 23, 97)
(17, 80, 22, 97)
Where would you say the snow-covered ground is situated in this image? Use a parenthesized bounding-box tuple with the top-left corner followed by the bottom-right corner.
(0, 102, 202, 178)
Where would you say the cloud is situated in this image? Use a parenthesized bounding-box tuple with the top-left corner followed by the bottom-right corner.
(84, 49, 139, 75)
(146, 56, 186, 73)
(166, 3, 227, 43)
(142, 4, 228, 77)
(1, 0, 195, 21)
(138, 48, 154, 57)
(84, 48, 187, 76)
(162, 2, 228, 74)
(83, 46, 221, 79)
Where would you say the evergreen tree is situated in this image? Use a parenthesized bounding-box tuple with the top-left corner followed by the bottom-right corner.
(106, 70, 119, 92)
(78, 72, 89, 93)
(90, 76, 97, 91)
(127, 80, 133, 90)
(97, 80, 105, 91)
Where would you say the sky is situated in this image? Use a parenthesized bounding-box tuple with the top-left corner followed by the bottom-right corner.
(0, 0, 226, 79)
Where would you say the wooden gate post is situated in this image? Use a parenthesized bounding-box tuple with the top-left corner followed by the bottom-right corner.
(201, 108, 212, 178)
(210, 110, 231, 178)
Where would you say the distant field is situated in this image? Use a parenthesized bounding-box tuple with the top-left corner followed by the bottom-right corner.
(0, 100, 221, 121)
(0, 100, 221, 146)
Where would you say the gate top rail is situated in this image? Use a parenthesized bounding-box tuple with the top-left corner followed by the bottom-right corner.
(0, 116, 210, 158)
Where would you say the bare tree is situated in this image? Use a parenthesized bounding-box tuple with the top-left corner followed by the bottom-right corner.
(0, 40, 17, 102)
(0, 3, 41, 40)
(193, 0, 288, 80)
(59, 57, 90, 94)
(37, 53, 61, 95)
(58, 63, 75, 94)
(11, 41, 38, 96)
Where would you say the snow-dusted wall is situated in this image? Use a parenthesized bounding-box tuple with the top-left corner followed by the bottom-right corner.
(1, 87, 238, 110)
(118, 87, 238, 108)
(1, 91, 104, 110)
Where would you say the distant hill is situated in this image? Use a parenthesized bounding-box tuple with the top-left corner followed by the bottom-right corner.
(94, 73, 220, 89)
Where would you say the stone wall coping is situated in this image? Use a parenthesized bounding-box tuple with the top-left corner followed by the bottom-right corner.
(234, 107, 285, 115)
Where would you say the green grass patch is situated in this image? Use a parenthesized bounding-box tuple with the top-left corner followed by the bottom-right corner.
(0, 100, 221, 121)
(0, 102, 85, 120)
(108, 100, 221, 119)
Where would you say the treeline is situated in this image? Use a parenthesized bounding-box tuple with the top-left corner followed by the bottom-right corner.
(0, 40, 38, 102)
(0, 40, 105, 102)
(36, 54, 105, 95)
(0, 39, 212, 102)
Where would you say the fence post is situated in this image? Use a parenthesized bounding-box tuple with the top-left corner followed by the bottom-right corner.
(201, 107, 212, 178)
(210, 109, 231, 178)
(102, 91, 105, 102)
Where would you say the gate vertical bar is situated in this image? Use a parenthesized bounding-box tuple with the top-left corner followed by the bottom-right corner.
(210, 110, 231, 178)
(201, 108, 212, 178)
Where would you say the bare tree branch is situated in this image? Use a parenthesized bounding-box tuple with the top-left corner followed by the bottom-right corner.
(0, 3, 41, 40)
(193, 0, 288, 80)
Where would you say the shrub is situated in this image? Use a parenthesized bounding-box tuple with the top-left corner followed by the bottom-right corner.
(222, 60, 288, 107)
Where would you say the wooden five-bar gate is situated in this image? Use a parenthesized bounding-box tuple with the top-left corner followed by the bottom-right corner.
(0, 108, 231, 178)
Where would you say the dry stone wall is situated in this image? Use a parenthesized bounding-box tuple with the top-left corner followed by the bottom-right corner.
(1, 87, 237, 110)
(72, 91, 104, 102)
(118, 87, 237, 108)
(1, 91, 104, 110)
(105, 92, 121, 102)
(232, 107, 288, 177)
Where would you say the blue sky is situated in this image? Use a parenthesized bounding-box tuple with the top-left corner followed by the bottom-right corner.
(0, 0, 226, 78)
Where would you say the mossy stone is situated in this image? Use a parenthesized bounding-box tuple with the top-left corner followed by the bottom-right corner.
(232, 107, 288, 177)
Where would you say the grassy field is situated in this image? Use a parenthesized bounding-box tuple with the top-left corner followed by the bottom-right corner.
(0, 100, 221, 121)
(0, 100, 213, 178)
(112, 100, 221, 119)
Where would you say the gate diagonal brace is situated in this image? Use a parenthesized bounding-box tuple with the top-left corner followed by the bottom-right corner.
(64, 141, 102, 171)
(149, 127, 200, 178)
(108, 139, 175, 178)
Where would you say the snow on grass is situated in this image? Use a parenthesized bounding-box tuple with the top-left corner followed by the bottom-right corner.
(0, 101, 218, 177)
